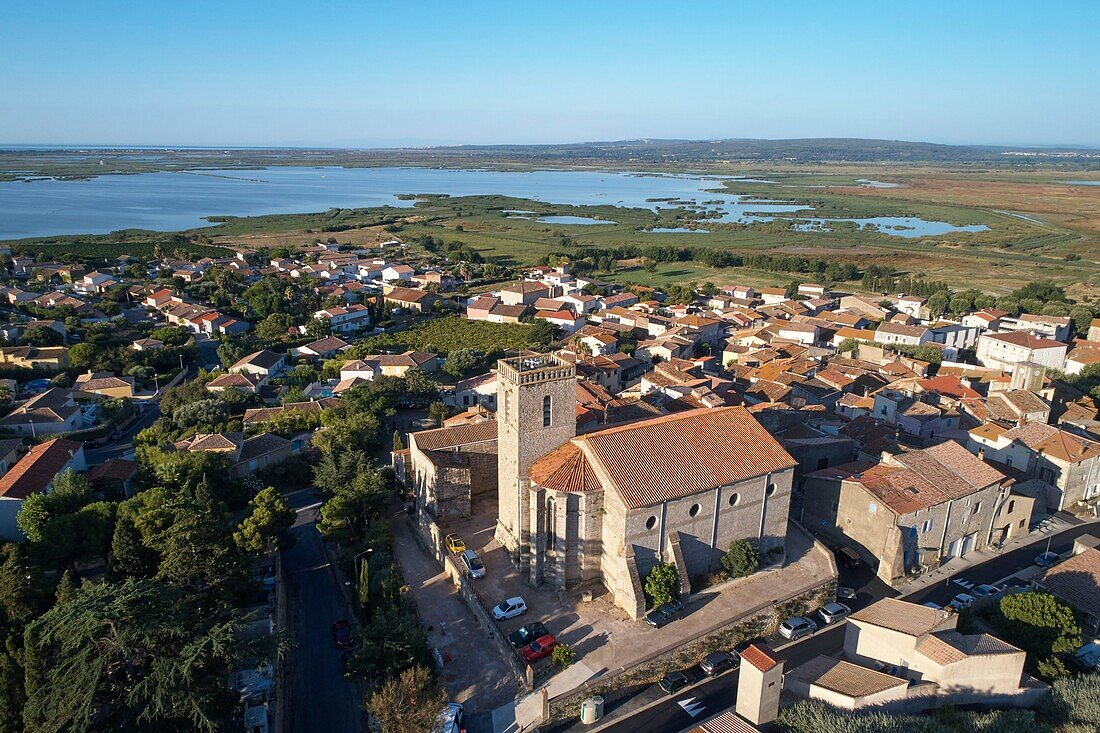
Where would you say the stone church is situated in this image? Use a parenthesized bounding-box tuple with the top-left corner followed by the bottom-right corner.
(494, 353, 797, 618)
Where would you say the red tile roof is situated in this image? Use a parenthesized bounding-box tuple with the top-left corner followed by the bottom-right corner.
(530, 443, 602, 493)
(578, 406, 796, 509)
(0, 439, 82, 499)
(740, 644, 779, 672)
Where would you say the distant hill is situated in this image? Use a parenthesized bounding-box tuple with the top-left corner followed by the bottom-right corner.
(400, 137, 1098, 164)
(3, 137, 1099, 181)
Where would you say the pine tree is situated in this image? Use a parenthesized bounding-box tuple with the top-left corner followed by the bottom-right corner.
(111, 516, 159, 578)
(54, 571, 78, 605)
(233, 487, 296, 554)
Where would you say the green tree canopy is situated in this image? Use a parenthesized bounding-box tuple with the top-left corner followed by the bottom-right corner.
(643, 563, 679, 608)
(993, 591, 1080, 658)
(366, 665, 447, 733)
(721, 539, 761, 579)
(233, 487, 296, 554)
(23, 578, 244, 733)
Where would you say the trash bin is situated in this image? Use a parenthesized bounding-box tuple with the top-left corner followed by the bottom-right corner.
(580, 696, 604, 724)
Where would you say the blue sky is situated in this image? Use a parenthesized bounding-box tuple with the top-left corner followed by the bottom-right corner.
(2, 1, 1098, 147)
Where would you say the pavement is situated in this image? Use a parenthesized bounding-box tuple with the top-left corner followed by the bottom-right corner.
(282, 489, 365, 733)
(388, 502, 520, 727)
(550, 516, 1100, 733)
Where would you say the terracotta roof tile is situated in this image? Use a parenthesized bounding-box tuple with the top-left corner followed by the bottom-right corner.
(0, 439, 83, 499)
(850, 598, 950, 637)
(576, 407, 796, 509)
(788, 655, 908, 698)
(1042, 547, 1100, 619)
(530, 443, 601, 493)
(411, 420, 497, 452)
(740, 644, 779, 672)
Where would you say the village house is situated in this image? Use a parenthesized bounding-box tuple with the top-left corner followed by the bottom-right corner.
(0, 439, 85, 540)
(498, 281, 552, 306)
(961, 308, 1008, 331)
(73, 371, 135, 399)
(875, 321, 931, 347)
(793, 597, 1044, 711)
(313, 304, 372, 334)
(999, 313, 1073, 342)
(894, 295, 928, 320)
(384, 286, 439, 314)
(1039, 536, 1100, 634)
(173, 432, 294, 477)
(230, 350, 287, 382)
(0, 346, 68, 370)
(290, 336, 350, 362)
(801, 441, 1020, 581)
(975, 331, 1068, 372)
(967, 421, 1100, 514)
(0, 388, 83, 436)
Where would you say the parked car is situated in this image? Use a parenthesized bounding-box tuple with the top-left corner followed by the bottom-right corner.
(460, 549, 485, 579)
(971, 584, 1002, 599)
(492, 597, 528, 621)
(644, 599, 685, 628)
(518, 634, 558, 663)
(332, 619, 353, 649)
(434, 702, 464, 733)
(508, 622, 549, 648)
(445, 534, 466, 554)
(949, 593, 976, 612)
(779, 616, 818, 640)
(659, 670, 691, 695)
(817, 602, 852, 625)
(1035, 551, 1060, 569)
(836, 586, 857, 600)
(658, 667, 704, 695)
(834, 546, 861, 569)
(701, 650, 740, 676)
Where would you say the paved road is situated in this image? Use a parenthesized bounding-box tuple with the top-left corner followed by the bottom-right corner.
(85, 403, 161, 463)
(196, 339, 221, 370)
(282, 489, 364, 733)
(578, 521, 1098, 733)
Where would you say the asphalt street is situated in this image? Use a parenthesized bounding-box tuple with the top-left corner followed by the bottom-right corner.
(84, 402, 161, 463)
(282, 489, 365, 733)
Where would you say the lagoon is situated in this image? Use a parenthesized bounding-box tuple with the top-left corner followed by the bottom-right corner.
(0, 165, 987, 240)
(535, 215, 615, 225)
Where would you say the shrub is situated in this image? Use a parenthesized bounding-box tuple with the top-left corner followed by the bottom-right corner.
(551, 643, 575, 669)
(721, 539, 760, 579)
(644, 563, 680, 608)
(993, 591, 1080, 658)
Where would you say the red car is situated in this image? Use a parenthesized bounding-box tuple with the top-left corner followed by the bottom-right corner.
(519, 634, 557, 663)
(332, 620, 354, 649)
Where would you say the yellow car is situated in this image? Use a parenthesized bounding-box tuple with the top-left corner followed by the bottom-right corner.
(445, 534, 466, 554)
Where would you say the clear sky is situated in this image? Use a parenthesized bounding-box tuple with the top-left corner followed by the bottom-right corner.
(2, 1, 1098, 148)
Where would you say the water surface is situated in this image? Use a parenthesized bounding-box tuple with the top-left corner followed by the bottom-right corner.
(0, 166, 988, 240)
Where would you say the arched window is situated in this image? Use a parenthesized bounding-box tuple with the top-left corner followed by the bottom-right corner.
(543, 395, 552, 427)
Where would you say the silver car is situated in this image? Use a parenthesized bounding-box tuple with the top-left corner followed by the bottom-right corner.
(817, 602, 852, 625)
(779, 616, 818, 640)
(461, 549, 486, 579)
